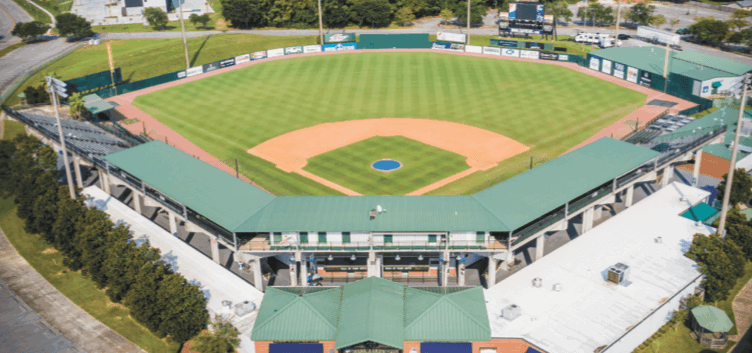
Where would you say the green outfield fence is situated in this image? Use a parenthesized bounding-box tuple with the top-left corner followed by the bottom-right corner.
(93, 70, 186, 99)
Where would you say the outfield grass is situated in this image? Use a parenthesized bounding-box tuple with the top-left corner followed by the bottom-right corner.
(0, 195, 180, 353)
(133, 51, 646, 196)
(303, 136, 469, 195)
(4, 34, 317, 107)
(1, 120, 26, 140)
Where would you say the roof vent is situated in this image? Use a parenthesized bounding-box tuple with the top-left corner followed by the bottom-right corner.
(502, 304, 521, 321)
(607, 263, 630, 285)
(233, 300, 256, 317)
(655, 236, 662, 243)
(553, 283, 562, 292)
(532, 277, 542, 288)
(369, 209, 378, 220)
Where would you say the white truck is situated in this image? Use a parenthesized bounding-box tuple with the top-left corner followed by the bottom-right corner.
(574, 33, 622, 47)
(636, 26, 681, 46)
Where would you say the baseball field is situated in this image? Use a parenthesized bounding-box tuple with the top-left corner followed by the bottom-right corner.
(131, 51, 646, 196)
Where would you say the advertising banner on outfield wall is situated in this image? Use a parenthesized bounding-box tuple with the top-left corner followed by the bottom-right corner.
(558, 54, 569, 61)
(432, 42, 464, 51)
(613, 62, 625, 79)
(639, 71, 652, 87)
(627, 66, 639, 83)
(235, 54, 251, 64)
(177, 70, 187, 78)
(323, 43, 357, 51)
(219, 58, 235, 68)
(465, 45, 482, 53)
(303, 45, 322, 53)
(324, 33, 356, 43)
(285, 46, 303, 55)
(267, 48, 284, 58)
(202, 61, 220, 73)
(525, 42, 544, 50)
(186, 66, 203, 77)
(501, 48, 520, 57)
(437, 32, 466, 43)
(539, 52, 558, 60)
(252, 51, 267, 60)
(601, 59, 612, 74)
(589, 56, 600, 71)
(520, 50, 539, 59)
(491, 39, 518, 47)
(482, 46, 501, 55)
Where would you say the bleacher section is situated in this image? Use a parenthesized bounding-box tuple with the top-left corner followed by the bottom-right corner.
(15, 111, 128, 158)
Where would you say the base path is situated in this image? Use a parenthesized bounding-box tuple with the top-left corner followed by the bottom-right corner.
(0, 227, 143, 353)
(248, 118, 529, 196)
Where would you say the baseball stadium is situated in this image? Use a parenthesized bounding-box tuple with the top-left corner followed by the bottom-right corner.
(4, 31, 750, 353)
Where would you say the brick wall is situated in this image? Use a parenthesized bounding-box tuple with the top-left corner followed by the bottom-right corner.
(401, 339, 544, 353)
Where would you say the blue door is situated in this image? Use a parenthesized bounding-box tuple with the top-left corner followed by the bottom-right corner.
(420, 342, 472, 353)
(269, 343, 323, 353)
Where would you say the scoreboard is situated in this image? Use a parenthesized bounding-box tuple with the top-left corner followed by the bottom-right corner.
(499, 1, 553, 35)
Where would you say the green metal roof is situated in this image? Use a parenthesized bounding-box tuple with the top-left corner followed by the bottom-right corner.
(702, 143, 748, 161)
(590, 47, 746, 81)
(234, 195, 509, 232)
(252, 278, 490, 349)
(83, 94, 117, 114)
(692, 305, 734, 332)
(681, 202, 718, 222)
(472, 137, 659, 230)
(674, 50, 752, 77)
(403, 287, 491, 341)
(655, 108, 752, 161)
(104, 141, 275, 231)
(251, 287, 343, 341)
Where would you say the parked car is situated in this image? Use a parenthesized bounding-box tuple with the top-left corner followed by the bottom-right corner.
(617, 34, 631, 40)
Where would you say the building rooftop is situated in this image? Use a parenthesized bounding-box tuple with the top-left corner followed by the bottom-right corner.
(484, 182, 711, 353)
(656, 108, 752, 161)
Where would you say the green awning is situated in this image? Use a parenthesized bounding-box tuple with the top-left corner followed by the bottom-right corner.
(712, 82, 722, 88)
(83, 94, 118, 114)
(681, 203, 718, 222)
(692, 306, 734, 332)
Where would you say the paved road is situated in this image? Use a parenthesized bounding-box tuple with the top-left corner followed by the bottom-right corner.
(0, 0, 32, 50)
(0, 37, 78, 99)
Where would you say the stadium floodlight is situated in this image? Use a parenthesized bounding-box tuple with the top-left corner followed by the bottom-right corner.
(395, 255, 401, 261)
(328, 254, 333, 261)
(45, 76, 75, 199)
(350, 254, 356, 261)
(418, 255, 423, 261)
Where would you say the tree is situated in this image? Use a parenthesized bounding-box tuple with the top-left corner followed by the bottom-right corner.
(686, 233, 746, 302)
(50, 190, 86, 269)
(716, 168, 752, 207)
(685, 294, 703, 310)
(728, 223, 752, 261)
(688, 18, 730, 46)
(189, 13, 212, 29)
(454, 1, 484, 27)
(193, 317, 241, 353)
(352, 0, 392, 28)
(439, 8, 455, 25)
(55, 13, 94, 39)
(220, 0, 268, 28)
(67, 92, 88, 120)
(626, 2, 656, 26)
(11, 21, 49, 41)
(395, 7, 416, 26)
(104, 236, 164, 303)
(323, 0, 352, 28)
(144, 7, 169, 30)
(549, 1, 573, 40)
(651, 14, 666, 29)
(669, 17, 680, 30)
(23, 85, 50, 105)
(729, 9, 751, 31)
(126, 262, 173, 335)
(155, 273, 209, 342)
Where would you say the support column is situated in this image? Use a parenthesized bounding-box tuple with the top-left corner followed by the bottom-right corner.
(582, 206, 595, 233)
(441, 251, 449, 287)
(168, 211, 177, 237)
(289, 256, 297, 287)
(535, 235, 545, 261)
(625, 184, 634, 208)
(693, 149, 703, 187)
(367, 251, 376, 277)
(594, 204, 603, 219)
(503, 250, 515, 271)
(210, 237, 221, 265)
(487, 257, 498, 287)
(99, 169, 111, 194)
(72, 156, 84, 189)
(300, 253, 308, 287)
(661, 166, 674, 187)
(132, 191, 142, 215)
(376, 254, 383, 278)
(252, 259, 263, 291)
(458, 260, 465, 286)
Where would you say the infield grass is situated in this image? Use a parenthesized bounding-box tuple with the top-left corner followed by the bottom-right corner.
(303, 136, 468, 195)
(133, 51, 646, 196)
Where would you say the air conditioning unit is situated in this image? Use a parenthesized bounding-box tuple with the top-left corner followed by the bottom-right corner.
(607, 263, 630, 285)
(501, 304, 521, 321)
(532, 277, 542, 288)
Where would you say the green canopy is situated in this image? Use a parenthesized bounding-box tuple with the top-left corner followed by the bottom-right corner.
(692, 305, 734, 332)
(681, 203, 718, 222)
(83, 94, 118, 114)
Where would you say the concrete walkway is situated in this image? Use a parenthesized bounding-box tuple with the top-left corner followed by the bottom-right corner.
(731, 277, 752, 353)
(0, 227, 142, 353)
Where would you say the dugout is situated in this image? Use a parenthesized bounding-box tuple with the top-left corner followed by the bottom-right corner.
(358, 34, 432, 49)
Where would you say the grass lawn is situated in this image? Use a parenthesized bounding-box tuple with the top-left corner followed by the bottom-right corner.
(4, 34, 317, 107)
(133, 51, 645, 196)
(1, 120, 26, 140)
(303, 136, 469, 195)
(0, 195, 180, 353)
(11, 0, 52, 24)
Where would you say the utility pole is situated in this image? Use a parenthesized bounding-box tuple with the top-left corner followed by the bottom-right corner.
(177, 0, 190, 70)
(615, 0, 622, 47)
(717, 73, 750, 237)
(317, 0, 324, 45)
(662, 39, 670, 92)
(467, 0, 471, 45)
(46, 78, 75, 199)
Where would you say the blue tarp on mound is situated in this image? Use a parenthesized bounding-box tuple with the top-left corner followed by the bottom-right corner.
(269, 343, 323, 353)
(420, 342, 472, 353)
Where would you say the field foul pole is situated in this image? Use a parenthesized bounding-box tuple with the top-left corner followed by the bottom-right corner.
(717, 72, 750, 237)
(178, 0, 190, 70)
(318, 0, 324, 46)
(467, 0, 471, 45)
